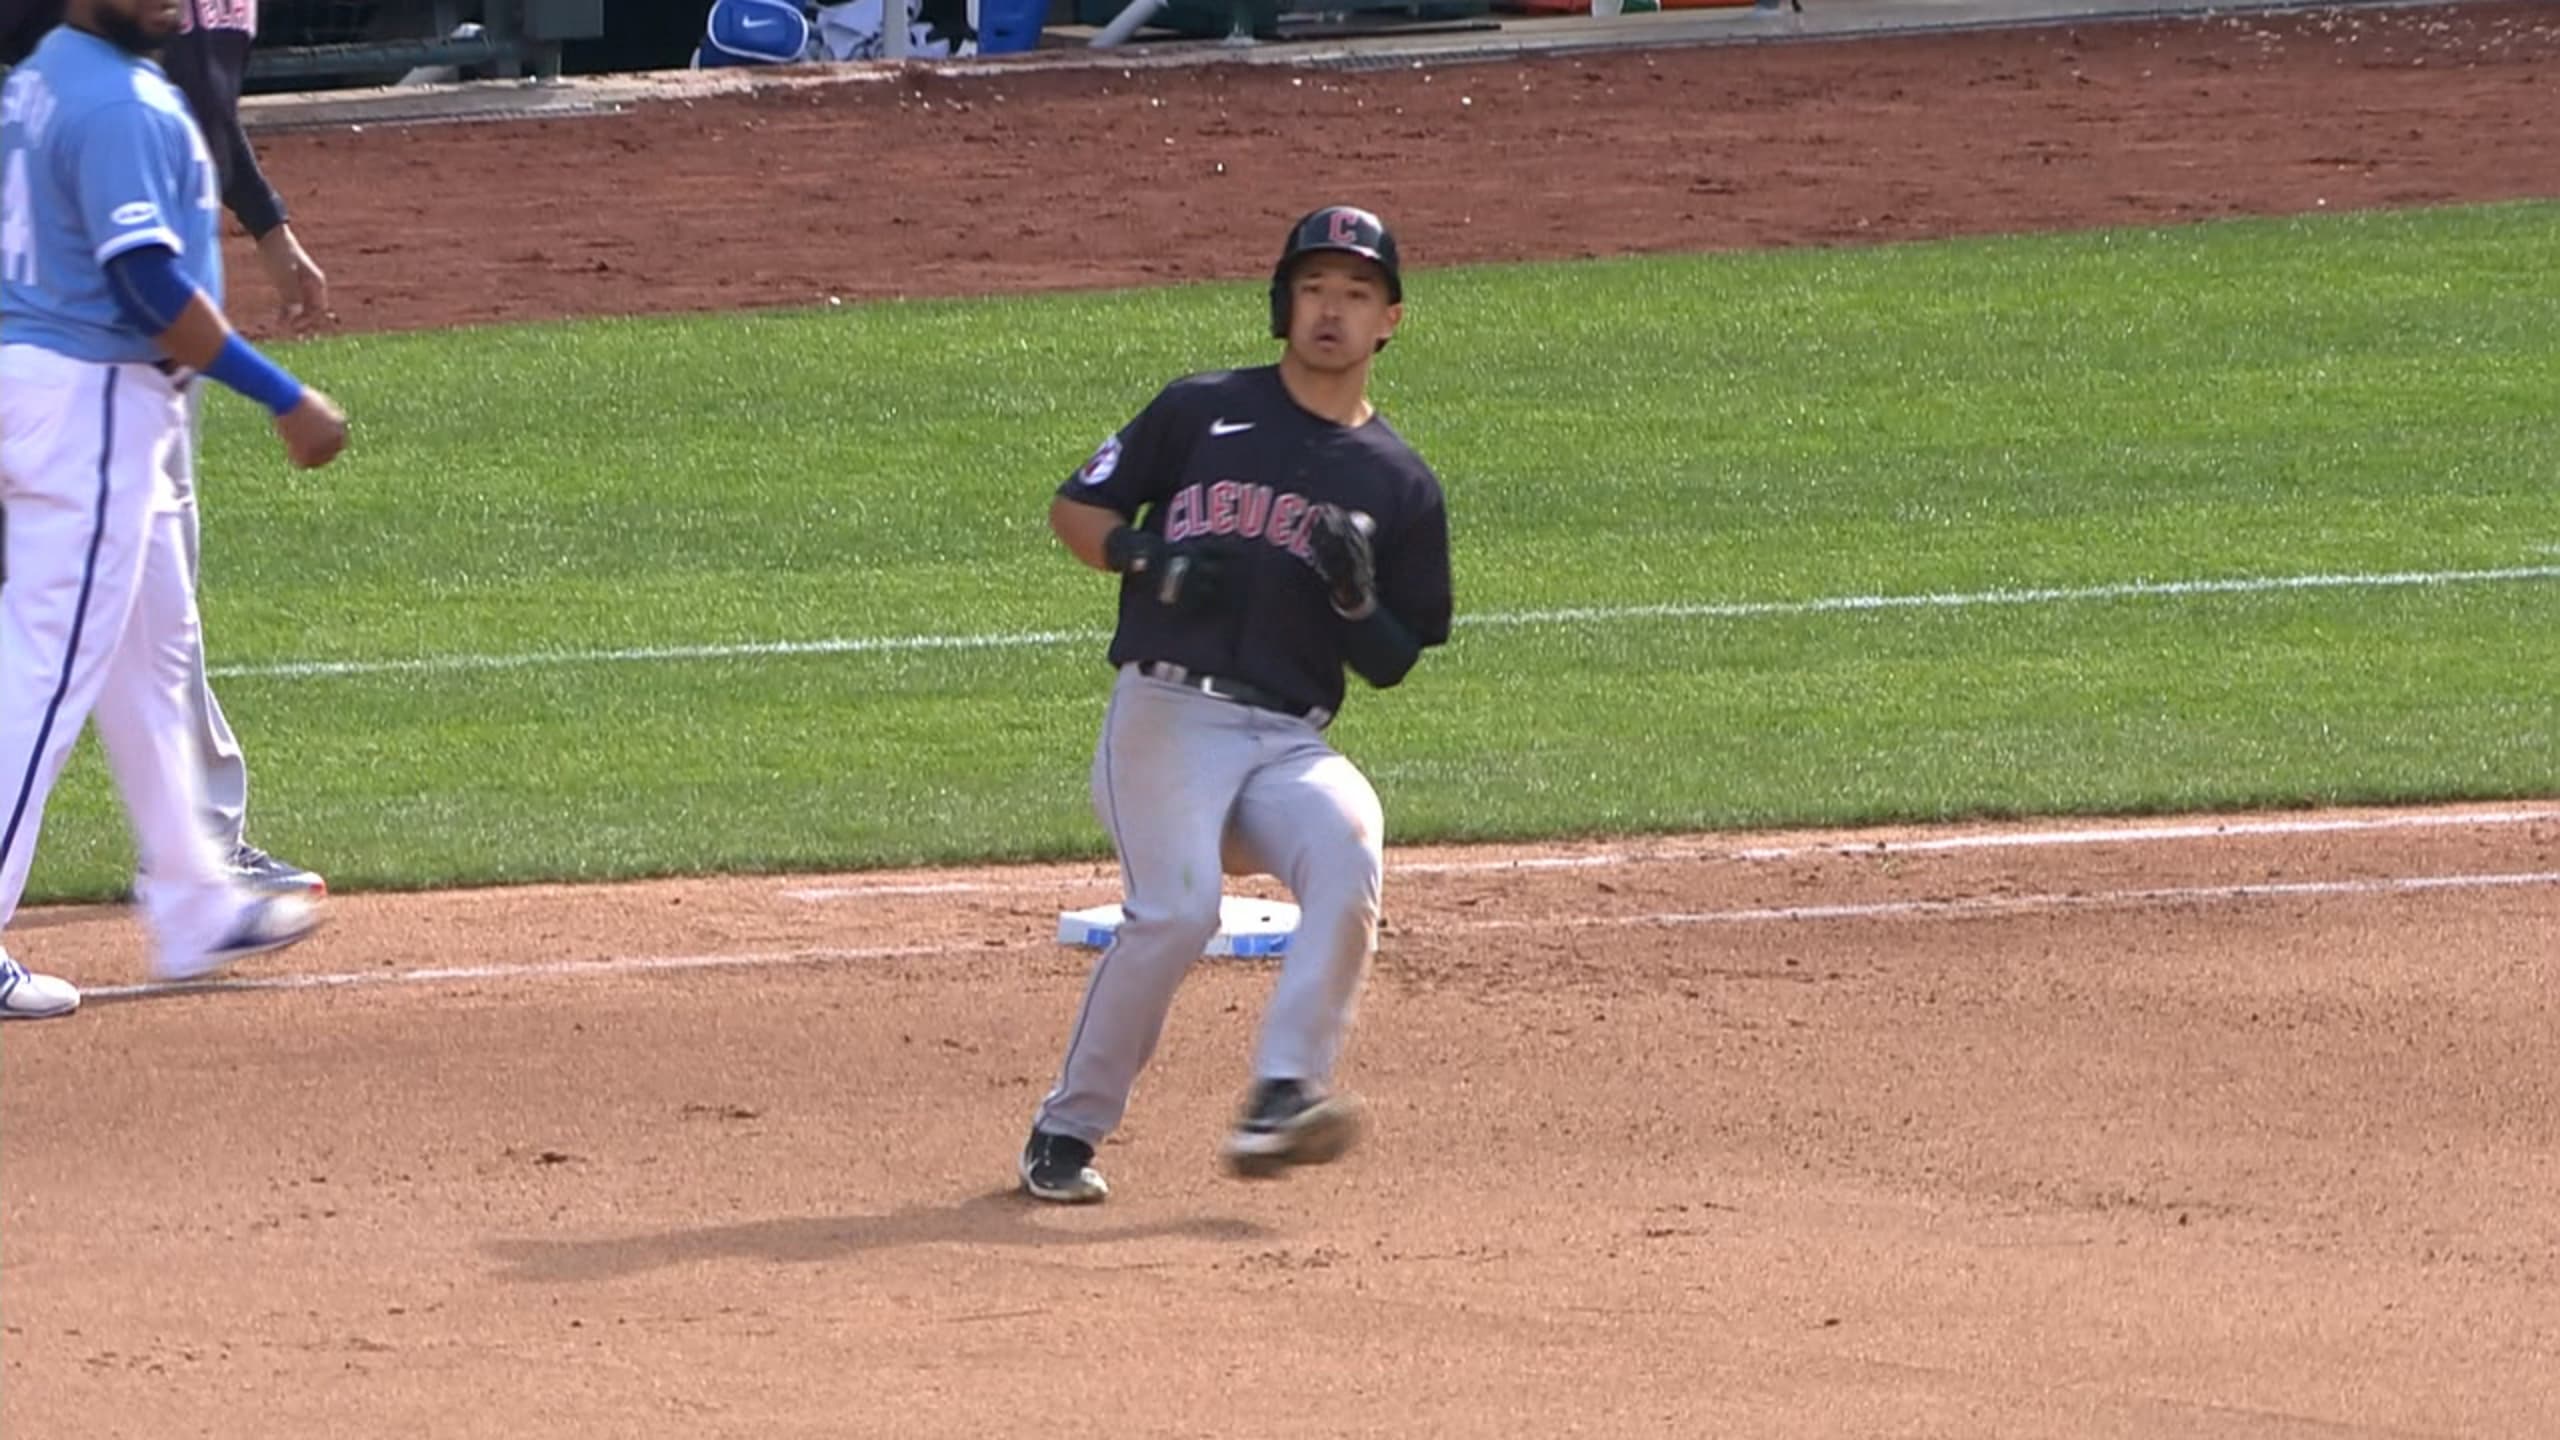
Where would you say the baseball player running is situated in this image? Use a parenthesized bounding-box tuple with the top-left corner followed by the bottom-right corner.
(0, 0, 345, 1020)
(1020, 206, 1454, 1203)
(4, 0, 331, 899)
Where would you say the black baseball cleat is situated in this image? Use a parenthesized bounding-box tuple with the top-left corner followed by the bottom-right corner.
(1020, 1130, 1109, 1204)
(230, 844, 325, 898)
(1220, 1078, 1364, 1178)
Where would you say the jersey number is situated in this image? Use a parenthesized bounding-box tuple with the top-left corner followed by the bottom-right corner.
(1, 150, 33, 287)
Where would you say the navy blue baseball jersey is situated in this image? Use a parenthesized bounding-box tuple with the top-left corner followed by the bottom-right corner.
(1059, 365, 1453, 717)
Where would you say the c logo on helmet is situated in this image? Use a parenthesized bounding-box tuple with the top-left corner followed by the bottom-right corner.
(1326, 210, 1366, 247)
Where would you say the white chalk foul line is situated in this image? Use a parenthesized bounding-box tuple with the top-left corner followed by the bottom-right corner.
(208, 565, 2560, 682)
(1461, 565, 2560, 630)
(786, 881, 993, 899)
(1448, 869, 2560, 932)
(209, 628, 1105, 681)
(84, 869, 2560, 1003)
(779, 807, 2560, 902)
(1725, 806, 2560, 863)
(81, 941, 958, 1002)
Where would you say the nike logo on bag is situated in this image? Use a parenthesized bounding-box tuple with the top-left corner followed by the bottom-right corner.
(740, 14, 779, 27)
(1210, 420, 1254, 437)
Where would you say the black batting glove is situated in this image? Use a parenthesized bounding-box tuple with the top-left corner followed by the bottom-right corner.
(1104, 525, 1168, 577)
(1106, 526, 1234, 614)
(1307, 505, 1378, 618)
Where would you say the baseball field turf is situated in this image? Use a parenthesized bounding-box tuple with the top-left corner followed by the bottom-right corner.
(21, 200, 2557, 900)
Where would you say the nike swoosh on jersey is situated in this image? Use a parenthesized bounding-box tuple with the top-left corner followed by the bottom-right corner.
(1209, 420, 1255, 437)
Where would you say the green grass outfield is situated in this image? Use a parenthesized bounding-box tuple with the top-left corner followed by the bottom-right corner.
(23, 202, 2560, 900)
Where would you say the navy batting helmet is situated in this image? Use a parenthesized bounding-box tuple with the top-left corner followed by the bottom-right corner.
(1269, 206, 1404, 342)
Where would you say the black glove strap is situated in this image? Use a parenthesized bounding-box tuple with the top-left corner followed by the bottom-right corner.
(1103, 525, 1163, 576)
(1340, 602, 1423, 689)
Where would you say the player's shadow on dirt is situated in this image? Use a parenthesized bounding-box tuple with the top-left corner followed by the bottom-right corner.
(482, 1187, 1274, 1284)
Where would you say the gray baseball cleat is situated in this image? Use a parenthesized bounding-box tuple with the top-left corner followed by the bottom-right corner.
(1221, 1079, 1364, 1178)
(230, 844, 326, 898)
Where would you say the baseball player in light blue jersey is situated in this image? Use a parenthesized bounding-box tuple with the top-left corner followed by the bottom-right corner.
(0, 0, 345, 1020)
(9, 0, 334, 900)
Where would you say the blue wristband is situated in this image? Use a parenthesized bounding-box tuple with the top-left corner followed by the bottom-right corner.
(205, 334, 306, 417)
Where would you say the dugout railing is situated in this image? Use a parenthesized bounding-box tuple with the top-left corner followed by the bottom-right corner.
(245, 0, 602, 86)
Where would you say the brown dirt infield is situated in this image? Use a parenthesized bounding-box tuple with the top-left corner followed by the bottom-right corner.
(218, 0, 2560, 336)
(7, 5, 2560, 1437)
